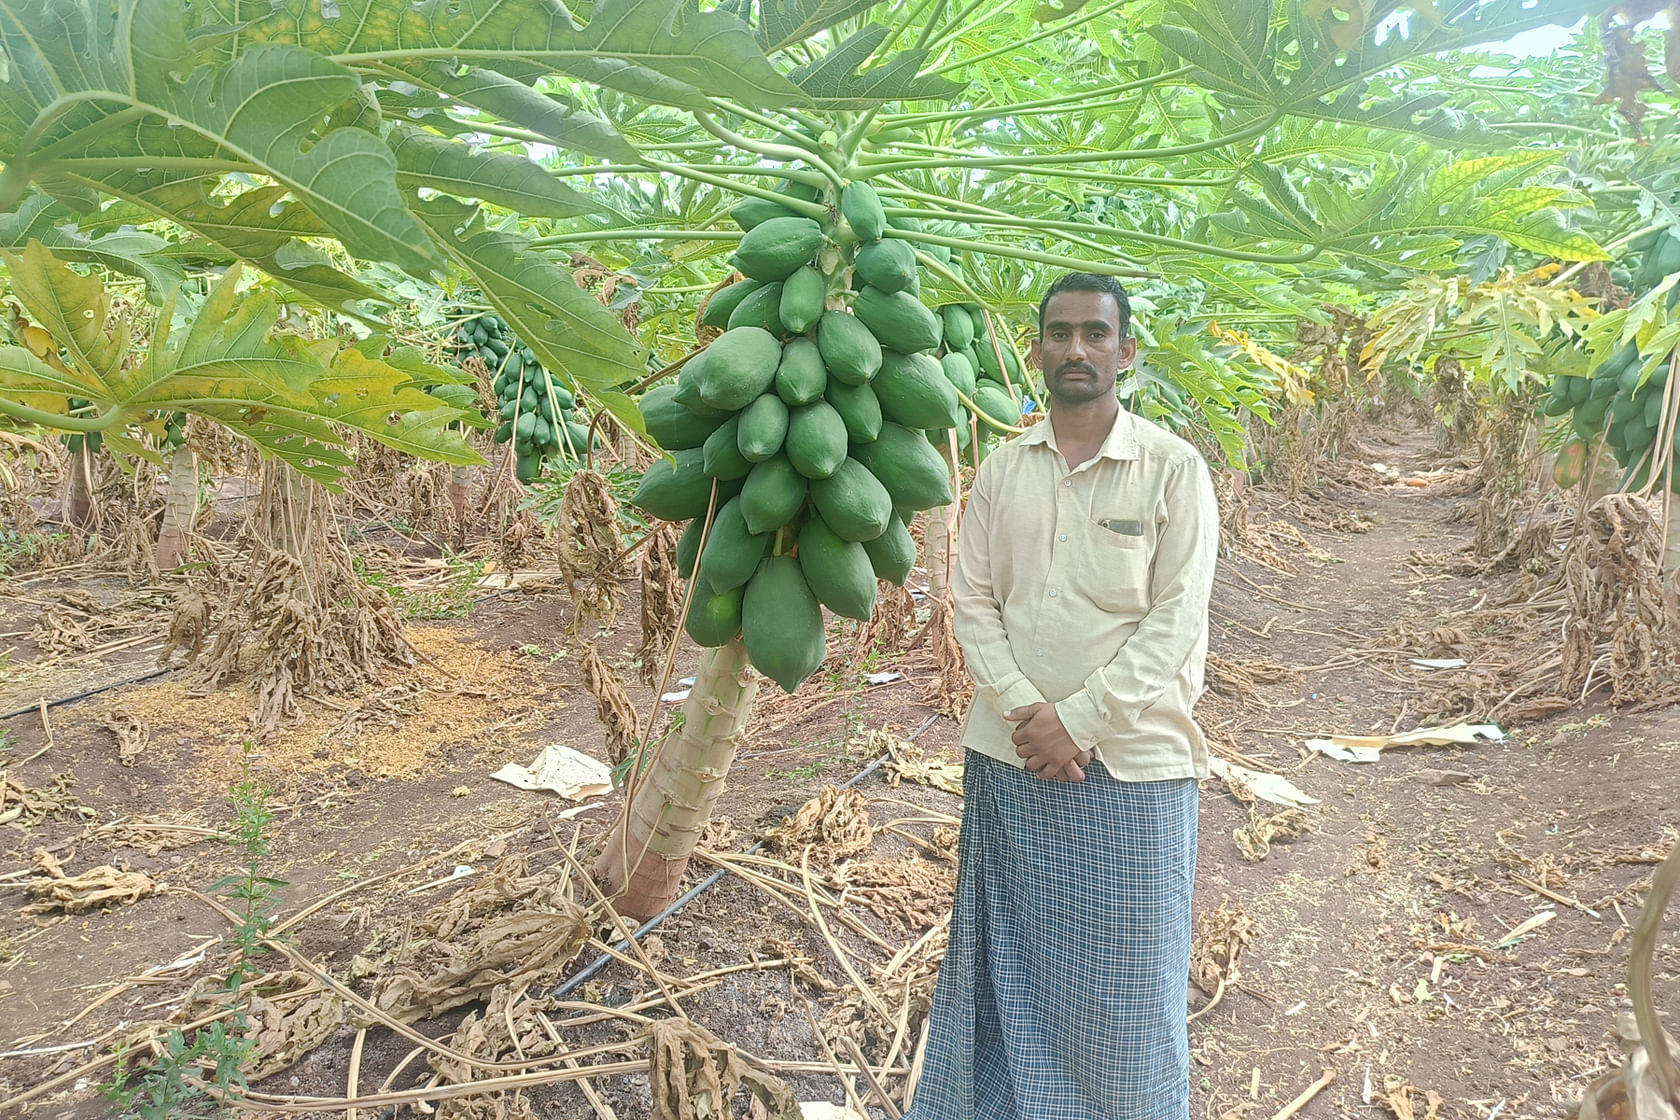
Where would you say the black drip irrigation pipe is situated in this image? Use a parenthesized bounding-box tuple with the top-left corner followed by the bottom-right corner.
(546, 710, 945, 1001)
(0, 587, 529, 723)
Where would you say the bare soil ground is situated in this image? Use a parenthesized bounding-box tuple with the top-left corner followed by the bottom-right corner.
(0, 424, 1675, 1120)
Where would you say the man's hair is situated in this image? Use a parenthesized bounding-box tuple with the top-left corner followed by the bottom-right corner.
(1037, 273, 1131, 340)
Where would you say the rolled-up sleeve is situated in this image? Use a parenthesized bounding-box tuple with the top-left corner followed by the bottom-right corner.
(951, 460, 1047, 715)
(1055, 453, 1219, 749)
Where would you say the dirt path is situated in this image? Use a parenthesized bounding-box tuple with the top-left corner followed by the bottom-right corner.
(1, 424, 1675, 1119)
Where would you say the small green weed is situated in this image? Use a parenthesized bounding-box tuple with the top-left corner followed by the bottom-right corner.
(102, 745, 285, 1119)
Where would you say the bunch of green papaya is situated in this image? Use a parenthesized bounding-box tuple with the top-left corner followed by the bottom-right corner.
(456, 313, 592, 482)
(1542, 231, 1680, 493)
(630, 179, 1025, 692)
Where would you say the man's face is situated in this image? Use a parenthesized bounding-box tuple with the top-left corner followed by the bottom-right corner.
(1030, 290, 1137, 407)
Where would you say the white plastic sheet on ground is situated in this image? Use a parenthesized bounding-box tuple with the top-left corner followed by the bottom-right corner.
(1307, 722, 1505, 764)
(490, 743, 612, 799)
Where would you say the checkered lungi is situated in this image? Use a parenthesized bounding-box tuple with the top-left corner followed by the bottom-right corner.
(906, 751, 1199, 1120)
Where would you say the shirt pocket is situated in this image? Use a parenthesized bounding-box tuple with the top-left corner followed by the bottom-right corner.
(1073, 515, 1152, 615)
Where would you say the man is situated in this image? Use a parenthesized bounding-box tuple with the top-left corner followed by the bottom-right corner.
(907, 273, 1219, 1120)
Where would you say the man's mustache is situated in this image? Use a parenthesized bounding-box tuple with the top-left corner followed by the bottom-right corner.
(1056, 363, 1097, 377)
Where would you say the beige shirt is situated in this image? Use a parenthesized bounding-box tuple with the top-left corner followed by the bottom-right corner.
(950, 406, 1219, 782)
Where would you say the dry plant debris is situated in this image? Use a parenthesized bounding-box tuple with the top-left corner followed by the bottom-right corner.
(825, 857, 955, 929)
(370, 854, 590, 1022)
(22, 849, 156, 914)
(1191, 903, 1254, 1001)
(646, 1017, 801, 1120)
(101, 706, 149, 765)
(0, 773, 94, 825)
(84, 626, 553, 782)
(555, 467, 628, 636)
(221, 970, 346, 1081)
(879, 730, 964, 796)
(159, 589, 211, 665)
(1561, 494, 1680, 705)
(1206, 654, 1302, 703)
(923, 603, 972, 718)
(1233, 807, 1315, 862)
(432, 986, 560, 1120)
(194, 466, 412, 739)
(582, 642, 639, 765)
(637, 522, 685, 685)
(764, 787, 875, 862)
(855, 580, 917, 658)
(1380, 1076, 1444, 1120)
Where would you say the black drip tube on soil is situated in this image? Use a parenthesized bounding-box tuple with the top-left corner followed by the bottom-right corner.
(547, 710, 944, 1000)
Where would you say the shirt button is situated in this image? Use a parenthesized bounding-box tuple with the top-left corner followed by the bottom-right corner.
(1048, 589, 1058, 597)
(1063, 479, 1072, 487)
(1058, 534, 1067, 542)
(1036, 649, 1044, 657)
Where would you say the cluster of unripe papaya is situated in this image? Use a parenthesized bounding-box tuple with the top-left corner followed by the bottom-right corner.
(455, 312, 594, 482)
(631, 180, 1026, 691)
(1544, 230, 1680, 493)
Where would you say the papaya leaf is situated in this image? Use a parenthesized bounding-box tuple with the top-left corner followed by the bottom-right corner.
(753, 0, 884, 51)
(787, 25, 965, 107)
(409, 196, 648, 440)
(0, 193, 184, 299)
(388, 125, 604, 218)
(0, 249, 480, 481)
(412, 64, 637, 161)
(243, 0, 807, 110)
(0, 1, 442, 278)
(2, 241, 131, 382)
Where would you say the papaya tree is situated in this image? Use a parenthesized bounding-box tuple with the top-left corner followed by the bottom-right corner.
(0, 0, 1633, 914)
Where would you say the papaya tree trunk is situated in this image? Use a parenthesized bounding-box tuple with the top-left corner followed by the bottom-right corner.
(62, 444, 94, 527)
(447, 464, 472, 547)
(923, 444, 960, 604)
(155, 444, 198, 571)
(597, 638, 758, 919)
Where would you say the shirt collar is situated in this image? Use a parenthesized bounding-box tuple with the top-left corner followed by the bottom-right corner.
(1020, 404, 1140, 462)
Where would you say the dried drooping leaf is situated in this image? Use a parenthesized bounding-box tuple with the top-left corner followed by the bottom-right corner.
(764, 786, 874, 862)
(1380, 1077, 1445, 1120)
(1234, 807, 1315, 862)
(1594, 22, 1663, 136)
(879, 730, 964, 797)
(433, 987, 561, 1120)
(924, 604, 972, 718)
(159, 590, 211, 665)
(1561, 494, 1680, 705)
(824, 857, 955, 929)
(243, 972, 347, 1081)
(854, 580, 916, 658)
(556, 467, 627, 636)
(645, 1018, 801, 1120)
(22, 850, 156, 914)
(1191, 903, 1255, 998)
(370, 857, 589, 1023)
(102, 707, 149, 765)
(636, 523, 684, 686)
(0, 774, 94, 826)
(582, 643, 640, 765)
